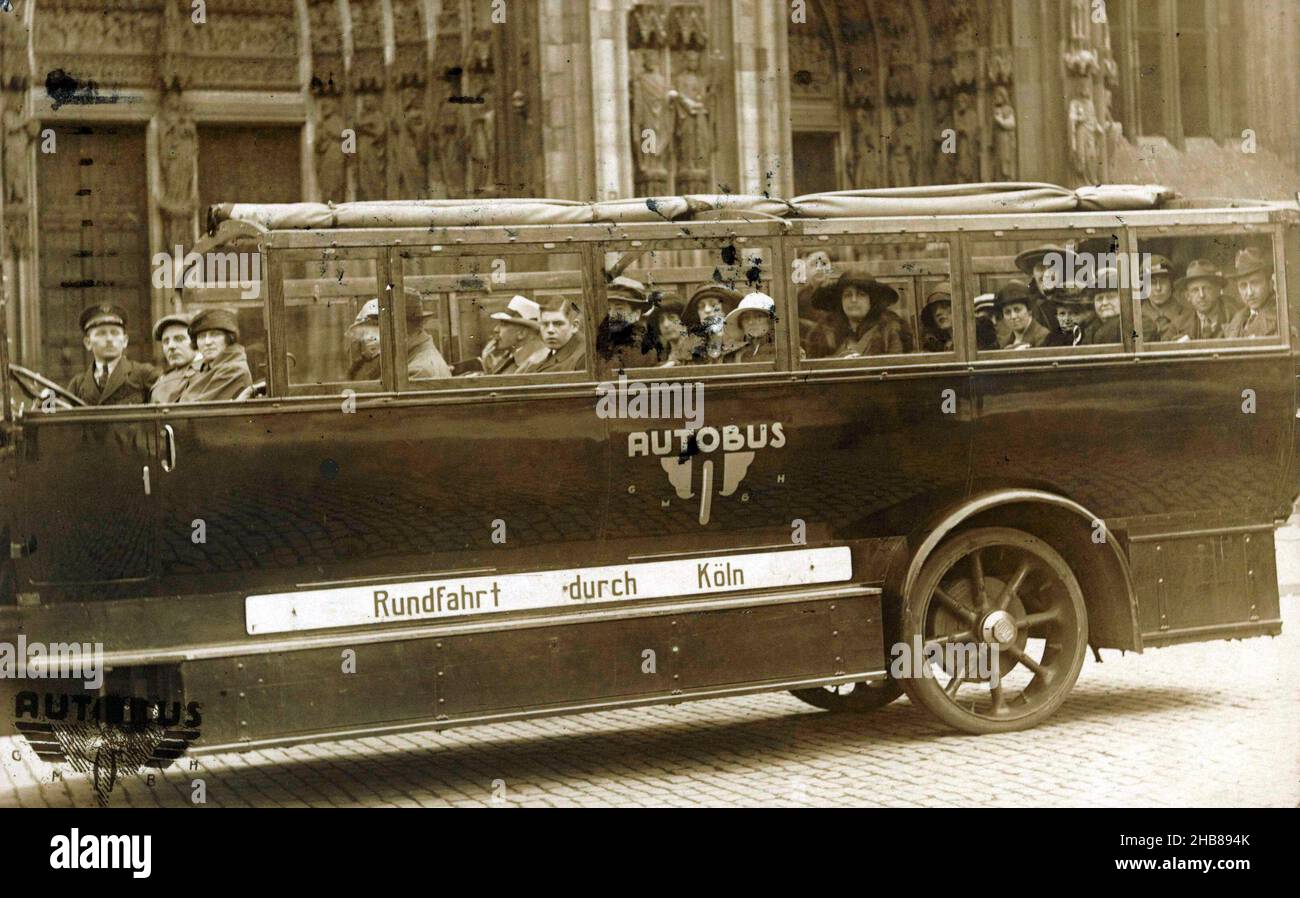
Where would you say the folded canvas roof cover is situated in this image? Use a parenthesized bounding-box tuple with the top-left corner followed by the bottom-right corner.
(209, 182, 1178, 231)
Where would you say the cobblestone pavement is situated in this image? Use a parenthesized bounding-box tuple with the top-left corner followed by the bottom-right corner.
(3, 585, 1296, 809)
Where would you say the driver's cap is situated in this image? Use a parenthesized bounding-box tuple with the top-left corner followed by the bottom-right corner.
(80, 303, 127, 333)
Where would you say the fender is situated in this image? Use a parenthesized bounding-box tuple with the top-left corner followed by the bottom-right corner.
(889, 487, 1142, 653)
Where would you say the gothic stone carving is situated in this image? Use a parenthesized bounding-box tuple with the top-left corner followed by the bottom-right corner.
(156, 89, 198, 251)
(631, 50, 672, 196)
(671, 49, 713, 194)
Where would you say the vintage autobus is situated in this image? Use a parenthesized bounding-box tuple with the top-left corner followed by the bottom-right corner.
(1, 183, 1296, 748)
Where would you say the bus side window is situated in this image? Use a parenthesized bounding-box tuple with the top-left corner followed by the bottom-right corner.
(795, 240, 951, 361)
(285, 252, 382, 388)
(1133, 233, 1281, 345)
(596, 242, 780, 374)
(969, 234, 1125, 353)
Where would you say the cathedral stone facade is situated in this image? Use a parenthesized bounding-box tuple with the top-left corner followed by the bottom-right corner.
(1, 0, 1297, 379)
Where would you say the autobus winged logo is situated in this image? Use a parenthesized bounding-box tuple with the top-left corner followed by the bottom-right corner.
(14, 695, 201, 807)
(629, 422, 785, 526)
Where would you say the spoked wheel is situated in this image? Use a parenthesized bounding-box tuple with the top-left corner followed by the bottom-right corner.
(790, 677, 903, 713)
(900, 527, 1088, 734)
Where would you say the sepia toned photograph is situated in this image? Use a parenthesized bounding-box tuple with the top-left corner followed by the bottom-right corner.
(0, 0, 1296, 837)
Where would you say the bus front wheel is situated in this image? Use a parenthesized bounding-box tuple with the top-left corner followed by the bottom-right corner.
(899, 526, 1088, 735)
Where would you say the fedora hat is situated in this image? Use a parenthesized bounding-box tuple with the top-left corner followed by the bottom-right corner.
(813, 271, 899, 313)
(1175, 259, 1225, 291)
(683, 284, 741, 326)
(152, 311, 192, 342)
(189, 307, 240, 342)
(490, 295, 542, 331)
(607, 275, 652, 307)
(1014, 245, 1075, 277)
(80, 303, 128, 333)
(992, 279, 1034, 309)
(724, 292, 776, 328)
(1227, 246, 1273, 281)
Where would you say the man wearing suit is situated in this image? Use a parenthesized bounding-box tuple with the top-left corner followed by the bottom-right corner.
(525, 299, 586, 374)
(1223, 247, 1279, 339)
(993, 280, 1051, 349)
(1173, 259, 1231, 340)
(66, 304, 159, 406)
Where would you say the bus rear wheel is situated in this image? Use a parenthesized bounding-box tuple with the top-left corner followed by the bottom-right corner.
(790, 678, 903, 713)
(899, 527, 1087, 735)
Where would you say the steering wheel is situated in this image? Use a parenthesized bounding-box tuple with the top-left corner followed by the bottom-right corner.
(8, 364, 85, 408)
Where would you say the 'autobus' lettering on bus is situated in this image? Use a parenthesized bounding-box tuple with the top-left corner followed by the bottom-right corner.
(627, 422, 785, 457)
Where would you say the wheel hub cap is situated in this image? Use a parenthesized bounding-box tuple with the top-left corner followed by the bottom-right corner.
(980, 609, 1018, 647)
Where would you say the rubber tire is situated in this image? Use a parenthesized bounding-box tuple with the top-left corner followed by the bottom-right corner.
(899, 526, 1088, 735)
(790, 677, 903, 713)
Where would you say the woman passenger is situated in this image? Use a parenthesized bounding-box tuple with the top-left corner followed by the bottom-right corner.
(682, 285, 740, 365)
(643, 295, 692, 366)
(813, 272, 913, 358)
(722, 293, 778, 363)
(919, 283, 953, 352)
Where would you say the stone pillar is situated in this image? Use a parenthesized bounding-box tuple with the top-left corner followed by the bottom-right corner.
(731, 0, 785, 196)
(590, 0, 632, 200)
(538, 0, 594, 199)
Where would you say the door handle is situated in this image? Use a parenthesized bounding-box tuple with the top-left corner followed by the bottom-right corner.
(142, 464, 151, 496)
(161, 424, 177, 473)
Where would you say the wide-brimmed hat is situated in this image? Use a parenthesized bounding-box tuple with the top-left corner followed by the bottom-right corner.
(684, 284, 741, 325)
(489, 295, 542, 331)
(724, 292, 776, 328)
(1014, 245, 1076, 277)
(153, 311, 192, 341)
(812, 271, 899, 313)
(992, 280, 1034, 309)
(1227, 246, 1273, 281)
(80, 303, 128, 333)
(607, 275, 651, 307)
(189, 307, 240, 342)
(1175, 259, 1225, 291)
(644, 293, 685, 330)
(353, 289, 437, 327)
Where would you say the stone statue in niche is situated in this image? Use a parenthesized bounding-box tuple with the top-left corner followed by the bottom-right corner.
(888, 105, 918, 187)
(671, 49, 713, 194)
(1068, 80, 1103, 184)
(630, 50, 671, 196)
(314, 95, 346, 202)
(846, 105, 878, 189)
(354, 92, 386, 200)
(468, 98, 496, 196)
(394, 87, 429, 199)
(953, 91, 980, 183)
(156, 90, 199, 251)
(991, 85, 1018, 181)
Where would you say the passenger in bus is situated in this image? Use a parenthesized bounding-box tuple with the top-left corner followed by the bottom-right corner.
(1082, 268, 1143, 345)
(993, 281, 1050, 349)
(973, 292, 1005, 349)
(479, 295, 548, 375)
(1175, 259, 1231, 340)
(1223, 247, 1278, 339)
(797, 251, 837, 359)
(177, 308, 253, 402)
(813, 272, 913, 357)
(682, 285, 739, 365)
(920, 283, 953, 352)
(1139, 254, 1187, 342)
(66, 304, 160, 406)
(1042, 288, 1093, 347)
(1015, 244, 1075, 331)
(596, 276, 658, 369)
(150, 312, 200, 404)
(722, 293, 778, 363)
(642, 294, 693, 366)
(346, 292, 454, 380)
(527, 298, 586, 373)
